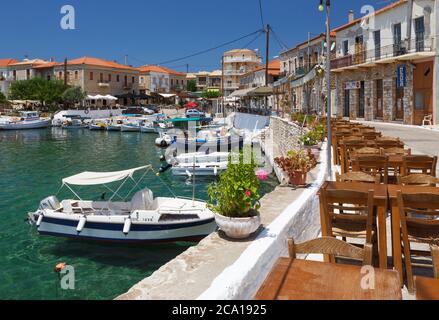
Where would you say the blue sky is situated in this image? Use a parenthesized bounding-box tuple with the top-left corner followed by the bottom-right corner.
(0, 0, 394, 72)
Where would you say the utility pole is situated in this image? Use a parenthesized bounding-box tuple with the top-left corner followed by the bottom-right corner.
(124, 55, 128, 66)
(221, 56, 225, 116)
(307, 31, 311, 72)
(64, 58, 68, 86)
(265, 24, 270, 87)
(324, 1, 332, 178)
(186, 64, 189, 74)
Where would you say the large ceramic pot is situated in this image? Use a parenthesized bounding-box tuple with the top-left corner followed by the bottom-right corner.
(214, 211, 261, 239)
(288, 170, 308, 186)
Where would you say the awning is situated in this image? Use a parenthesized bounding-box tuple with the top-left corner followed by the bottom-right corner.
(229, 88, 254, 97)
(62, 165, 152, 186)
(290, 65, 320, 88)
(248, 86, 273, 96)
(159, 93, 176, 98)
(86, 94, 117, 100)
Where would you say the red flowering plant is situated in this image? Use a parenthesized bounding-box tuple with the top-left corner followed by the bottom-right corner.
(207, 150, 261, 218)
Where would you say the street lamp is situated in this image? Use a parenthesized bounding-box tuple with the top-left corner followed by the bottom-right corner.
(319, 0, 332, 178)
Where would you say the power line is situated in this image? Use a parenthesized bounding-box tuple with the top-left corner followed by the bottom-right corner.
(258, 0, 265, 30)
(270, 26, 289, 51)
(154, 29, 264, 66)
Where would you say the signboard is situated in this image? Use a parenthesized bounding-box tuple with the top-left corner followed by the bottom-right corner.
(345, 81, 361, 90)
(396, 65, 407, 88)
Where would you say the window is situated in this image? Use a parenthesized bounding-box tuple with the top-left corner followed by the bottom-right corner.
(108, 74, 112, 82)
(343, 40, 349, 56)
(100, 73, 104, 82)
(26, 69, 30, 80)
(415, 17, 425, 52)
(140, 77, 144, 84)
(47, 75, 51, 81)
(59, 71, 63, 79)
(132, 76, 135, 83)
(374, 30, 381, 59)
(393, 23, 402, 55)
(415, 92, 425, 110)
(117, 75, 120, 82)
(75, 71, 79, 80)
(90, 72, 94, 80)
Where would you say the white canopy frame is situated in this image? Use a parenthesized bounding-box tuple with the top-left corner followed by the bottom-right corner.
(59, 166, 154, 208)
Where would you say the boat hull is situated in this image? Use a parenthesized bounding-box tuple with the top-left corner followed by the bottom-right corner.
(36, 215, 217, 243)
(0, 119, 51, 130)
(107, 125, 121, 131)
(172, 166, 225, 176)
(140, 127, 156, 133)
(121, 125, 140, 132)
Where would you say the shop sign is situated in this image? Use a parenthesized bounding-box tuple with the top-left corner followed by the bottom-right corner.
(396, 65, 407, 88)
(345, 81, 361, 90)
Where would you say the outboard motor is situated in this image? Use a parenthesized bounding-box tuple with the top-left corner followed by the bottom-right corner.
(39, 196, 61, 211)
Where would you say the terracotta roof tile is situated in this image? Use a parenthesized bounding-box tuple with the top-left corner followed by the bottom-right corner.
(138, 65, 186, 76)
(60, 57, 138, 71)
(0, 58, 18, 67)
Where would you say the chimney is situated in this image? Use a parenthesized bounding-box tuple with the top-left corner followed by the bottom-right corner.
(348, 10, 354, 23)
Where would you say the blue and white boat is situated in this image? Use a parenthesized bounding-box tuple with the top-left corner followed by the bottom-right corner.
(28, 165, 216, 243)
(0, 111, 51, 130)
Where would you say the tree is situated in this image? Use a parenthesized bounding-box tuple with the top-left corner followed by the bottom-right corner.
(201, 90, 221, 99)
(187, 80, 197, 92)
(9, 78, 67, 110)
(62, 86, 86, 107)
(0, 92, 6, 103)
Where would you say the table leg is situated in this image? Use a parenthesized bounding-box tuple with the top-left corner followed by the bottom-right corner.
(377, 206, 388, 269)
(319, 199, 332, 263)
(391, 204, 403, 284)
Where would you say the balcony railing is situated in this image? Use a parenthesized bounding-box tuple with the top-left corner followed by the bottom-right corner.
(331, 37, 434, 70)
(223, 56, 261, 64)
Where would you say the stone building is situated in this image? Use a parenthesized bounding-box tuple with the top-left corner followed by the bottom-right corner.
(331, 0, 437, 125)
(138, 65, 186, 94)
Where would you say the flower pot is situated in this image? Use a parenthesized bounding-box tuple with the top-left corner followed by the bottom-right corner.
(289, 170, 307, 186)
(214, 212, 261, 239)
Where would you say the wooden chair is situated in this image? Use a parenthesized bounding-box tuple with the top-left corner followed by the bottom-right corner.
(397, 192, 439, 293)
(288, 237, 373, 266)
(336, 172, 380, 184)
(362, 132, 382, 140)
(382, 147, 411, 156)
(352, 155, 389, 184)
(432, 245, 439, 279)
(401, 155, 438, 177)
(376, 139, 404, 149)
(397, 174, 439, 187)
(340, 140, 367, 174)
(353, 147, 381, 155)
(319, 188, 376, 252)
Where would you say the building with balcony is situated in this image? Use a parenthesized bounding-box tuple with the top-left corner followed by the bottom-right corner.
(331, 0, 437, 125)
(222, 49, 262, 96)
(138, 65, 186, 94)
(275, 32, 335, 114)
(52, 57, 140, 106)
(186, 70, 222, 92)
(0, 58, 18, 95)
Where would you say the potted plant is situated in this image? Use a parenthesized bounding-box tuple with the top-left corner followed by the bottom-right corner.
(275, 149, 316, 186)
(207, 151, 263, 239)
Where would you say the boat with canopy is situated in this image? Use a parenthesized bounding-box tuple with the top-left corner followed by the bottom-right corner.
(28, 165, 216, 242)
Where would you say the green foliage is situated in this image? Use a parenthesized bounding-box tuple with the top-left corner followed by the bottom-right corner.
(0, 92, 6, 103)
(201, 90, 220, 99)
(207, 150, 261, 218)
(275, 149, 317, 174)
(9, 78, 67, 107)
(186, 80, 197, 92)
(290, 112, 316, 127)
(62, 86, 86, 105)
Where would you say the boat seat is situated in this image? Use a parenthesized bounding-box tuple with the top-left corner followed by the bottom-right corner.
(131, 189, 155, 211)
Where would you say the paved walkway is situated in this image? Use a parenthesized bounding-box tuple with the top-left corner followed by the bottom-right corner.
(359, 121, 439, 176)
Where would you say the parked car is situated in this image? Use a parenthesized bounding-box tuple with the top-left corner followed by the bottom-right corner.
(186, 109, 205, 118)
(142, 107, 155, 115)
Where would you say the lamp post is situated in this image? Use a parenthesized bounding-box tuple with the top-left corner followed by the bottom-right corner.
(319, 0, 332, 178)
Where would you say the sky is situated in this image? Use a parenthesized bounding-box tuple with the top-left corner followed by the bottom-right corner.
(0, 0, 396, 72)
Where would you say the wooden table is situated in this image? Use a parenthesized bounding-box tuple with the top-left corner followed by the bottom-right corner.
(387, 185, 439, 283)
(416, 276, 439, 300)
(320, 182, 389, 268)
(255, 258, 402, 300)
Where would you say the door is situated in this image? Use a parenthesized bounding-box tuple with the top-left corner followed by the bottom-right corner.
(358, 81, 365, 118)
(374, 30, 381, 60)
(395, 87, 404, 120)
(415, 17, 425, 52)
(375, 79, 383, 118)
(355, 36, 364, 64)
(344, 89, 350, 118)
(393, 23, 402, 56)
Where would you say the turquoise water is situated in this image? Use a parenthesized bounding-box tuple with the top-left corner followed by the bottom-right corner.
(0, 128, 277, 300)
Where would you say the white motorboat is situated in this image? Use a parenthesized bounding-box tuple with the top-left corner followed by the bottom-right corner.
(0, 111, 51, 130)
(155, 133, 173, 148)
(107, 124, 122, 131)
(171, 161, 228, 177)
(28, 165, 216, 243)
(89, 121, 107, 131)
(140, 122, 156, 133)
(61, 118, 87, 129)
(121, 123, 141, 132)
(173, 152, 230, 165)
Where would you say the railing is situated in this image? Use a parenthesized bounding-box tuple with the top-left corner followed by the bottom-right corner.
(223, 69, 248, 76)
(331, 37, 434, 70)
(223, 56, 262, 64)
(224, 83, 240, 89)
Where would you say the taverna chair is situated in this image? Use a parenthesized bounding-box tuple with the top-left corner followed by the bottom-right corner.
(401, 155, 438, 177)
(397, 174, 439, 187)
(288, 237, 373, 266)
(352, 155, 389, 184)
(397, 191, 439, 293)
(336, 172, 380, 184)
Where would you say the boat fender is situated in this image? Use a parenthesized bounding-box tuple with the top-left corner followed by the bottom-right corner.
(36, 214, 44, 227)
(214, 166, 218, 176)
(159, 155, 167, 162)
(84, 108, 90, 115)
(76, 216, 87, 233)
(160, 140, 168, 148)
(159, 163, 172, 173)
(123, 218, 132, 235)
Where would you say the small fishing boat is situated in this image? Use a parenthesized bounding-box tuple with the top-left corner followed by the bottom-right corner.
(121, 123, 141, 132)
(89, 121, 107, 131)
(62, 118, 87, 129)
(155, 133, 173, 148)
(140, 122, 156, 133)
(0, 111, 51, 130)
(171, 161, 228, 177)
(28, 165, 216, 243)
(107, 124, 122, 131)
